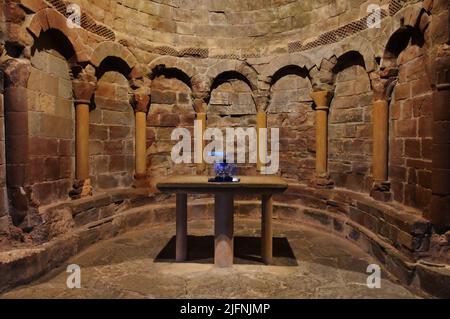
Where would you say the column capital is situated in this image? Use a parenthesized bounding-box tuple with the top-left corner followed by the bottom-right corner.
(72, 80, 96, 105)
(193, 97, 207, 113)
(254, 90, 270, 112)
(2, 58, 31, 88)
(310, 90, 334, 109)
(370, 68, 398, 101)
(72, 65, 97, 105)
(131, 90, 151, 113)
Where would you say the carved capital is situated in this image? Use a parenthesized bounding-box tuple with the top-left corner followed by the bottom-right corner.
(254, 90, 270, 112)
(72, 65, 97, 104)
(370, 68, 398, 101)
(72, 80, 96, 104)
(193, 97, 207, 113)
(131, 88, 151, 113)
(310, 90, 334, 109)
(2, 58, 31, 88)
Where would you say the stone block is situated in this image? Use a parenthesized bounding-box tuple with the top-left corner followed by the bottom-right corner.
(395, 119, 417, 137)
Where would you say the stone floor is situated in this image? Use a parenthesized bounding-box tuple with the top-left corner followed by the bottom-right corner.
(1, 219, 419, 298)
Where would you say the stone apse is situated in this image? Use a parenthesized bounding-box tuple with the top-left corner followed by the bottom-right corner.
(0, 0, 449, 297)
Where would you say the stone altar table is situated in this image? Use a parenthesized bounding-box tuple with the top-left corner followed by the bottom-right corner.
(156, 175, 288, 267)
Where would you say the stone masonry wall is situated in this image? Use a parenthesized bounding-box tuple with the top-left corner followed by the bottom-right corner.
(389, 44, 433, 212)
(0, 68, 8, 235)
(26, 48, 74, 205)
(90, 71, 135, 190)
(329, 64, 373, 192)
(147, 74, 196, 188)
(68, 0, 389, 57)
(207, 77, 257, 176)
(267, 71, 315, 182)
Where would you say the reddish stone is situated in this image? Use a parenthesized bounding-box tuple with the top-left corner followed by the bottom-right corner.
(405, 139, 421, 158)
(109, 155, 126, 172)
(395, 119, 417, 137)
(58, 140, 73, 157)
(391, 181, 404, 203)
(415, 186, 432, 208)
(407, 159, 432, 170)
(151, 90, 177, 105)
(389, 139, 404, 159)
(59, 157, 72, 179)
(6, 164, 27, 187)
(104, 141, 124, 155)
(428, 195, 450, 233)
(411, 78, 432, 97)
(109, 126, 130, 140)
(5, 87, 28, 112)
(412, 94, 433, 117)
(43, 157, 60, 181)
(29, 137, 58, 156)
(394, 83, 410, 100)
(433, 90, 450, 121)
(28, 157, 45, 183)
(433, 121, 450, 143)
(178, 92, 190, 104)
(418, 170, 432, 189)
(407, 167, 417, 184)
(90, 124, 108, 140)
(5, 111, 28, 136)
(421, 139, 433, 159)
(432, 143, 450, 169)
(418, 116, 432, 138)
(390, 165, 407, 181)
(432, 168, 450, 195)
(6, 134, 29, 164)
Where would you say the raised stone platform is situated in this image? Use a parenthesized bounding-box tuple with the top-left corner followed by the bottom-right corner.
(0, 185, 449, 298)
(1, 219, 419, 299)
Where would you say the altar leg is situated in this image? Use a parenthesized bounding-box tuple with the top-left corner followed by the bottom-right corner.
(214, 192, 234, 267)
(261, 194, 273, 264)
(176, 193, 188, 262)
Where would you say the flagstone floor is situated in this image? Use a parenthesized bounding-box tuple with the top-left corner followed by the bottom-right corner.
(1, 219, 419, 299)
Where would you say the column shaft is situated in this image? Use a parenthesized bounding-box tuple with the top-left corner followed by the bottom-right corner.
(315, 108, 328, 177)
(135, 111, 147, 177)
(196, 112, 207, 173)
(75, 103, 90, 181)
(372, 100, 389, 182)
(257, 111, 267, 172)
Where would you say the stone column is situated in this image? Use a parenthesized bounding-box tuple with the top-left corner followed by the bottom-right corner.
(256, 111, 267, 172)
(70, 76, 96, 199)
(196, 111, 207, 174)
(3, 59, 31, 227)
(310, 90, 334, 187)
(371, 99, 392, 201)
(369, 70, 397, 201)
(131, 91, 150, 188)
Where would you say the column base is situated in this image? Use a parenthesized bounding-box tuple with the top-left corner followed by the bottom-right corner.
(69, 179, 92, 200)
(370, 182, 392, 202)
(133, 174, 149, 189)
(310, 176, 334, 189)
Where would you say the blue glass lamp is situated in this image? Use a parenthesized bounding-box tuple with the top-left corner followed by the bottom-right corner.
(208, 152, 239, 183)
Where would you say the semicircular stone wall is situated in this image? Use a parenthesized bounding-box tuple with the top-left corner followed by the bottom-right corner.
(50, 0, 392, 56)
